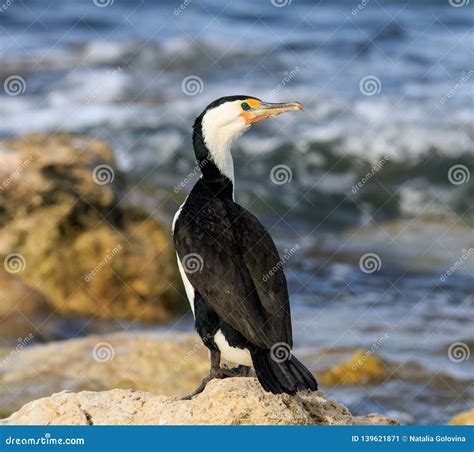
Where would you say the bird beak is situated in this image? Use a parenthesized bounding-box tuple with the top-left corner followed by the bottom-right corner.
(244, 101, 304, 124)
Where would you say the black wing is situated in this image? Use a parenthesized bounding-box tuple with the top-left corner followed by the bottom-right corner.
(174, 195, 292, 350)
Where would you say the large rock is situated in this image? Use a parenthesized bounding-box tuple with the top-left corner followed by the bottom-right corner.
(0, 378, 397, 425)
(0, 331, 399, 419)
(0, 133, 180, 322)
(0, 332, 209, 418)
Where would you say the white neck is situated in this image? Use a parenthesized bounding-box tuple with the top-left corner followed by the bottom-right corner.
(204, 141, 235, 199)
(200, 103, 250, 188)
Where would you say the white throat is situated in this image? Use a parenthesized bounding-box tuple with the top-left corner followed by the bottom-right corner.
(203, 135, 235, 184)
(200, 101, 250, 186)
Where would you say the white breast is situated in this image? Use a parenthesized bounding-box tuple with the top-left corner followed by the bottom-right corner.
(214, 329, 253, 367)
(173, 202, 196, 316)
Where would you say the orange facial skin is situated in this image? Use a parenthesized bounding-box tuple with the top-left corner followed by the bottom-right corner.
(240, 98, 261, 124)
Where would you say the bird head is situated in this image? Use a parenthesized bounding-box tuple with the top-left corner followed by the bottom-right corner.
(193, 95, 303, 182)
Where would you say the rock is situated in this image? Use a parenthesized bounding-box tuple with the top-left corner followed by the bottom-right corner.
(319, 350, 390, 386)
(0, 378, 398, 425)
(0, 332, 209, 418)
(0, 133, 180, 322)
(0, 331, 398, 418)
(0, 270, 53, 345)
(449, 409, 474, 425)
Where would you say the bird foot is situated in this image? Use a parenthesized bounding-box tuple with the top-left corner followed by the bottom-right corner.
(181, 365, 251, 400)
(181, 374, 214, 400)
(219, 364, 251, 377)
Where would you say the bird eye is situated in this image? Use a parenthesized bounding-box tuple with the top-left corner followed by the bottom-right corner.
(241, 102, 251, 111)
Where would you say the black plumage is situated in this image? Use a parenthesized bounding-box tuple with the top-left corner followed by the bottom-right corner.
(173, 96, 318, 395)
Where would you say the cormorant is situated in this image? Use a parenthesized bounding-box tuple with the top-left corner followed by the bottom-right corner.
(173, 96, 318, 397)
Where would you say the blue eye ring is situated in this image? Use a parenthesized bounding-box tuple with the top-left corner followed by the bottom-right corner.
(241, 102, 251, 111)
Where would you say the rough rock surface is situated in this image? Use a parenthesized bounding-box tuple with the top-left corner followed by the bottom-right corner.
(0, 332, 208, 418)
(0, 133, 180, 322)
(0, 378, 398, 426)
(0, 331, 395, 419)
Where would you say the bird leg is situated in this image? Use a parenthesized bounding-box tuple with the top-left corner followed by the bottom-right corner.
(181, 351, 251, 400)
(181, 349, 222, 400)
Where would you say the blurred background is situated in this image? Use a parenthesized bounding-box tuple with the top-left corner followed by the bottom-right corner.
(0, 0, 472, 425)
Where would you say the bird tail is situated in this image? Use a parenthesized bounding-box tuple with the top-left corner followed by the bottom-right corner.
(251, 348, 318, 395)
